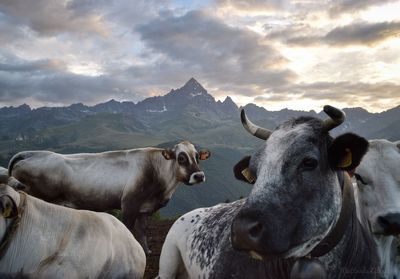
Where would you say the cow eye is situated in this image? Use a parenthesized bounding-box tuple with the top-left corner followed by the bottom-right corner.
(195, 153, 199, 163)
(354, 173, 367, 185)
(301, 158, 318, 170)
(178, 154, 187, 164)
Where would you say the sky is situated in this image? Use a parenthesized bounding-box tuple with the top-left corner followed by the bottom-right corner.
(0, 0, 399, 112)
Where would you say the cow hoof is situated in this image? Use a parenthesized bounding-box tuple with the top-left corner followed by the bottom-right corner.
(290, 258, 327, 279)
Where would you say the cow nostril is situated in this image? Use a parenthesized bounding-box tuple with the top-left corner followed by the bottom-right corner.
(194, 173, 204, 181)
(378, 216, 390, 228)
(376, 213, 400, 235)
(231, 217, 264, 253)
(248, 222, 263, 239)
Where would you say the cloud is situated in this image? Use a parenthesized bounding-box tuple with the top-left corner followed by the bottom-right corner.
(270, 21, 400, 47)
(252, 81, 400, 111)
(328, 0, 397, 15)
(324, 21, 400, 46)
(0, 0, 109, 36)
(0, 59, 66, 73)
(277, 81, 400, 108)
(0, 0, 398, 113)
(136, 10, 295, 94)
(216, 0, 291, 11)
(0, 55, 141, 106)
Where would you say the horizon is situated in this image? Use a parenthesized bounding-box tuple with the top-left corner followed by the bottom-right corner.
(1, 1, 400, 112)
(1, 77, 398, 114)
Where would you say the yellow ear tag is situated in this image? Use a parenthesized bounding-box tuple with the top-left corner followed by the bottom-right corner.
(3, 207, 12, 218)
(241, 168, 256, 183)
(339, 148, 352, 168)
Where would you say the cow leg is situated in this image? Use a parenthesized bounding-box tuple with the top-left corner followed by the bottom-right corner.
(121, 207, 137, 232)
(121, 194, 151, 254)
(134, 213, 151, 255)
(121, 187, 152, 254)
(157, 227, 188, 279)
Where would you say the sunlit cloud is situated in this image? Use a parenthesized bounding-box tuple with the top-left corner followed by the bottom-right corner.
(0, 0, 399, 112)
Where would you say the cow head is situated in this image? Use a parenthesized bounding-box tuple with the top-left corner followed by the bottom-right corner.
(0, 167, 26, 190)
(162, 141, 210, 185)
(231, 106, 368, 260)
(0, 184, 19, 238)
(354, 139, 400, 236)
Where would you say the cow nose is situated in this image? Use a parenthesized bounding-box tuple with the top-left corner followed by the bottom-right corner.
(193, 172, 205, 182)
(231, 215, 264, 252)
(376, 213, 400, 235)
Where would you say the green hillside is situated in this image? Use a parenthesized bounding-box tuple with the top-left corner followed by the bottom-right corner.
(0, 112, 259, 217)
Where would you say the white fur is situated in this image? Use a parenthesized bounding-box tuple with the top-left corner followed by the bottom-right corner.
(354, 139, 400, 278)
(158, 207, 213, 279)
(189, 171, 205, 184)
(0, 184, 145, 278)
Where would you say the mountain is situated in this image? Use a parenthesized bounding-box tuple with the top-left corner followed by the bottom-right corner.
(135, 78, 239, 122)
(0, 78, 399, 216)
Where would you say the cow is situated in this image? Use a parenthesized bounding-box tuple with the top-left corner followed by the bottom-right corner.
(353, 139, 400, 278)
(0, 174, 145, 278)
(157, 106, 380, 279)
(0, 167, 25, 190)
(8, 141, 210, 254)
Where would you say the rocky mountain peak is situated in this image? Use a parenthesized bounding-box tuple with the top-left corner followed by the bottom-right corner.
(179, 77, 208, 97)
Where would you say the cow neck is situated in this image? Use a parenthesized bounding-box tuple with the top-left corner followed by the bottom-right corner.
(308, 171, 354, 258)
(0, 191, 27, 260)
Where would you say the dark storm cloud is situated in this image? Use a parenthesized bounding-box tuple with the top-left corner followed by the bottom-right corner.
(136, 10, 295, 93)
(270, 21, 400, 47)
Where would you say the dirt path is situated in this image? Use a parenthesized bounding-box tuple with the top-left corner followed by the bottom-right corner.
(144, 219, 175, 279)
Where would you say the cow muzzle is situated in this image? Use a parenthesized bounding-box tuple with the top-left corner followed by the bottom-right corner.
(231, 214, 264, 254)
(372, 212, 400, 235)
(188, 171, 205, 185)
(231, 208, 295, 260)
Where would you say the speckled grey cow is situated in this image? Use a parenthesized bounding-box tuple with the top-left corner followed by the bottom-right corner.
(157, 106, 380, 279)
(8, 141, 210, 254)
(354, 139, 400, 278)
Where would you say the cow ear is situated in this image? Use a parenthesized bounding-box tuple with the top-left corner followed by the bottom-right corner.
(395, 141, 400, 150)
(162, 149, 175, 160)
(328, 133, 369, 170)
(199, 150, 211, 160)
(0, 195, 17, 219)
(233, 156, 256, 184)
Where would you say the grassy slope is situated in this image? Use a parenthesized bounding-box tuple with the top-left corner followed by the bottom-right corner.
(0, 112, 257, 217)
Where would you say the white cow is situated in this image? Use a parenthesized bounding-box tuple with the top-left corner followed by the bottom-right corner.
(0, 180, 145, 278)
(0, 167, 25, 190)
(8, 141, 210, 254)
(354, 139, 400, 278)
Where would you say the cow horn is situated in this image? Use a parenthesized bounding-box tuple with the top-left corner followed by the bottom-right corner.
(241, 109, 272, 140)
(323, 105, 346, 131)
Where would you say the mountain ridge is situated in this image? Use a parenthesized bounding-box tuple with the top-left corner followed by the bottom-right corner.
(0, 78, 398, 217)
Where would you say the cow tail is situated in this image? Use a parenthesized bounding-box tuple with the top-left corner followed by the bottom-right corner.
(8, 152, 31, 176)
